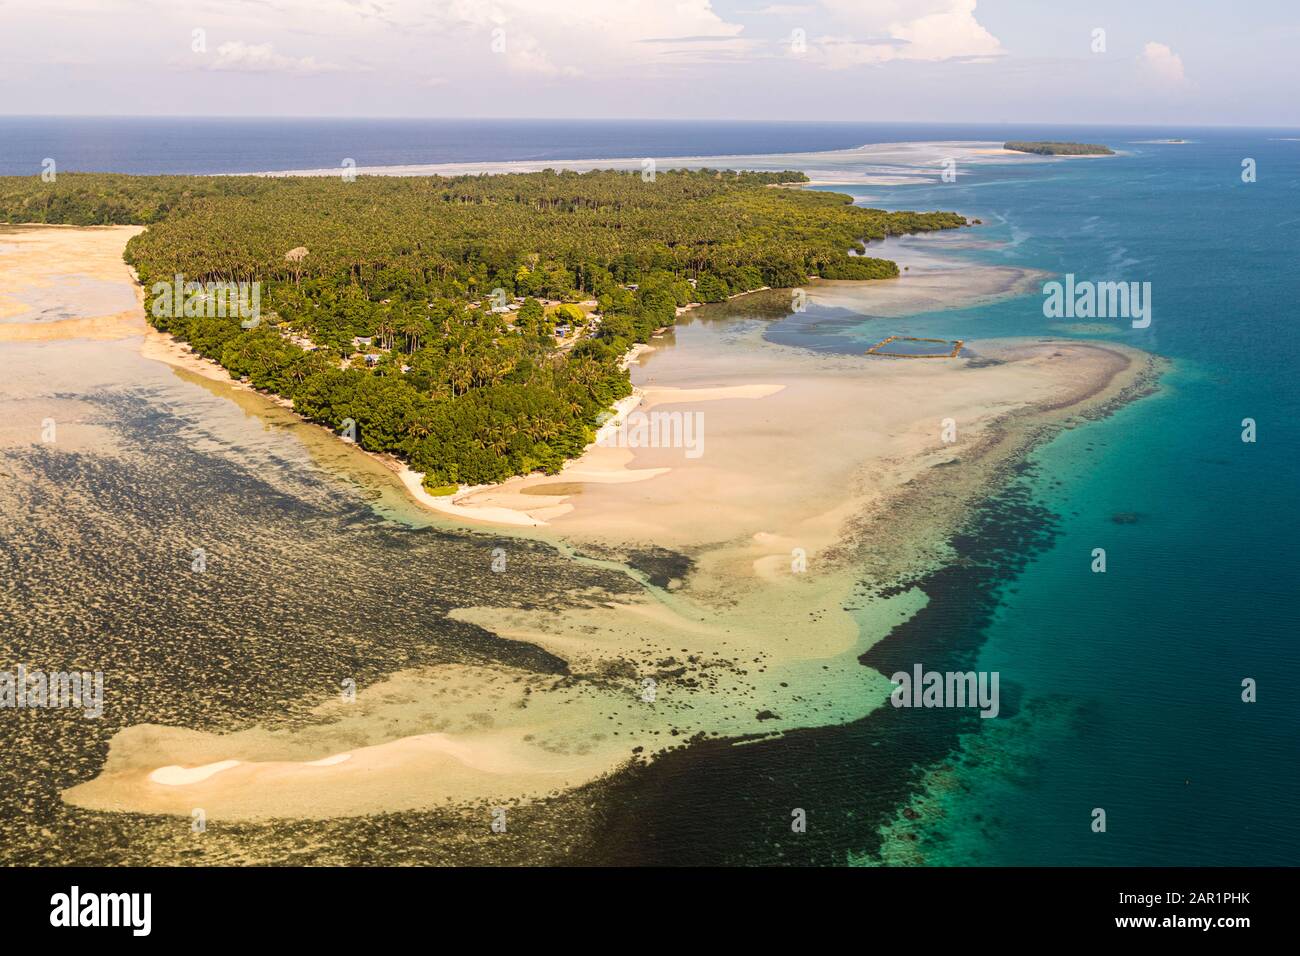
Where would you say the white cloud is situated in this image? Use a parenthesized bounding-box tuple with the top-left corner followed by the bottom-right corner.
(209, 41, 344, 74)
(750, 4, 815, 14)
(499, 0, 746, 68)
(262, 0, 748, 75)
(808, 0, 1002, 67)
(1139, 41, 1186, 86)
(498, 32, 578, 76)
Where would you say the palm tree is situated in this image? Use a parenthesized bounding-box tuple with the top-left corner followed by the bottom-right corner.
(447, 355, 474, 397)
(401, 316, 424, 353)
(284, 247, 309, 285)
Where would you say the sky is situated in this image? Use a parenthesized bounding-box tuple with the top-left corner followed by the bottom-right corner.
(0, 0, 1296, 126)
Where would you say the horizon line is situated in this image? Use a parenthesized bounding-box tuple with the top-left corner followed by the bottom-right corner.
(1, 114, 1298, 131)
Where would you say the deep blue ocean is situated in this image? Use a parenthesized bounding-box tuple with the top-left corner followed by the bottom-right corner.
(791, 127, 1299, 865)
(3, 117, 1295, 865)
(0, 117, 970, 175)
(4, 115, 1280, 177)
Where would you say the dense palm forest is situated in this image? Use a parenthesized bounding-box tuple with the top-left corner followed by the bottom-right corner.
(1003, 141, 1114, 155)
(0, 169, 969, 487)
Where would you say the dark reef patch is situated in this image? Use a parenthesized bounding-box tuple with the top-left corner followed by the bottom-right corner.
(556, 467, 1060, 866)
(0, 386, 630, 865)
(620, 547, 696, 590)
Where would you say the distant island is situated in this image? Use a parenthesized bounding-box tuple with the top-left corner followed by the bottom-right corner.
(1004, 141, 1115, 156)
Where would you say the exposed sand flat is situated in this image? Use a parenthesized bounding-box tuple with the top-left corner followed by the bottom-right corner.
(811, 244, 1050, 318)
(258, 140, 1044, 185)
(0, 225, 146, 341)
(455, 328, 1148, 568)
(641, 383, 784, 402)
(150, 760, 242, 786)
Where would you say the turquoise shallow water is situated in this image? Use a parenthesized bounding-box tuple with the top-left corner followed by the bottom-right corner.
(786, 129, 1300, 864)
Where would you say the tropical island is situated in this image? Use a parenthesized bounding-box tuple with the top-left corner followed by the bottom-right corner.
(0, 169, 969, 489)
(1003, 140, 1115, 155)
(1, 168, 1159, 840)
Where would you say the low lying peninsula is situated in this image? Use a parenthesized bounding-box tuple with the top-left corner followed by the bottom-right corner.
(1004, 141, 1114, 155)
(0, 222, 1161, 838)
(1, 170, 970, 490)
